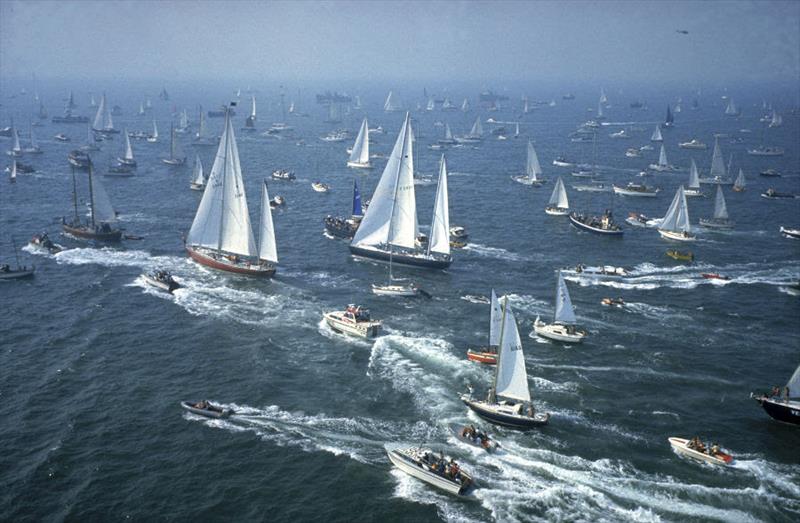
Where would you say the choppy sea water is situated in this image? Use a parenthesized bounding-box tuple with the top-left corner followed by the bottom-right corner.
(1, 84, 799, 521)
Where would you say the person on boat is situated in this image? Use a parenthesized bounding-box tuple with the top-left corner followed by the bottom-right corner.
(448, 459, 460, 479)
(1, 264, 9, 272)
(770, 386, 780, 397)
(711, 443, 720, 455)
(195, 400, 209, 409)
(527, 404, 535, 417)
(785, 386, 791, 402)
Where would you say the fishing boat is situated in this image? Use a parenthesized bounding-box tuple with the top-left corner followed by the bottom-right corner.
(54, 133, 70, 142)
(347, 118, 371, 168)
(190, 154, 205, 190)
(658, 187, 695, 241)
(185, 110, 278, 277)
(759, 169, 781, 178)
(533, 272, 588, 343)
(386, 446, 473, 496)
(626, 212, 649, 227)
(751, 365, 800, 425)
(0, 237, 34, 280)
(601, 297, 624, 307)
(552, 156, 574, 167)
(242, 95, 257, 131)
(664, 105, 674, 127)
(779, 226, 800, 239)
(92, 94, 118, 135)
(679, 139, 707, 150)
(62, 162, 123, 242)
(562, 264, 629, 279)
(668, 437, 733, 466)
(147, 120, 158, 143)
(142, 269, 182, 293)
(648, 144, 674, 171)
(701, 273, 730, 281)
(28, 232, 63, 254)
(180, 400, 234, 419)
(324, 179, 363, 239)
(666, 249, 694, 262)
(545, 177, 569, 215)
(569, 210, 623, 236)
(747, 146, 784, 157)
(650, 124, 663, 142)
(271, 169, 295, 181)
(461, 297, 550, 428)
(684, 159, 704, 197)
(512, 141, 545, 186)
(350, 114, 452, 270)
(449, 424, 498, 452)
(613, 182, 659, 197)
(117, 129, 137, 167)
(162, 124, 186, 165)
(699, 185, 734, 229)
(466, 289, 502, 365)
(323, 304, 381, 338)
(761, 188, 795, 200)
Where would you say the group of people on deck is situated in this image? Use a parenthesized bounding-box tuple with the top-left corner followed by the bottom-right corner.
(461, 425, 492, 449)
(421, 452, 465, 483)
(768, 386, 792, 402)
(687, 436, 720, 456)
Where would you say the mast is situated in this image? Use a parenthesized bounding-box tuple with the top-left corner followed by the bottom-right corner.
(88, 160, 96, 227)
(386, 116, 412, 258)
(71, 166, 79, 223)
(217, 109, 231, 252)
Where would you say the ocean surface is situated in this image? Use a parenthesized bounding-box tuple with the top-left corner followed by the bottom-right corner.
(1, 83, 799, 522)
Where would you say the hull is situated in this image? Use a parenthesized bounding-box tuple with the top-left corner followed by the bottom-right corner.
(533, 321, 587, 343)
(462, 396, 549, 429)
(754, 396, 800, 425)
(780, 227, 800, 240)
(186, 246, 275, 277)
(63, 223, 122, 242)
(347, 161, 372, 169)
(658, 229, 695, 242)
(190, 183, 205, 191)
(387, 448, 472, 496)
(569, 214, 624, 236)
(323, 312, 381, 338)
(466, 347, 497, 365)
(613, 186, 659, 197)
(143, 274, 181, 293)
(0, 268, 35, 280)
(545, 206, 569, 216)
(349, 245, 452, 270)
(371, 284, 418, 296)
(668, 437, 733, 465)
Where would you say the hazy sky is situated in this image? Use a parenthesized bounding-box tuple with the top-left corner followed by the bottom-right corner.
(1, 0, 798, 87)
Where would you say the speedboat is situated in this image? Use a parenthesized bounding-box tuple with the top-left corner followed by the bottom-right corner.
(270, 195, 286, 208)
(181, 400, 235, 419)
(666, 249, 694, 262)
(311, 181, 330, 193)
(679, 139, 708, 150)
(571, 169, 594, 178)
(609, 129, 631, 139)
(449, 226, 468, 241)
(698, 175, 733, 185)
(67, 150, 91, 169)
(668, 437, 733, 466)
(562, 264, 629, 279)
(142, 269, 182, 293)
(54, 133, 70, 142)
(28, 233, 63, 254)
(601, 297, 624, 307)
(780, 226, 800, 239)
(639, 144, 655, 151)
(625, 148, 641, 158)
(386, 446, 474, 496)
(466, 347, 497, 364)
(626, 212, 649, 227)
(761, 188, 795, 200)
(613, 183, 659, 197)
(572, 182, 610, 192)
(449, 424, 499, 452)
(759, 169, 781, 177)
(552, 156, 574, 167)
(747, 146, 784, 157)
(323, 305, 381, 338)
(701, 273, 730, 281)
(271, 169, 295, 181)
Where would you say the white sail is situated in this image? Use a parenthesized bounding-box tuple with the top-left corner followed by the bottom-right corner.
(29, 125, 38, 149)
(10, 160, 17, 181)
(554, 271, 577, 325)
(710, 137, 726, 178)
(11, 127, 20, 152)
(351, 113, 416, 250)
(426, 98, 435, 111)
(515, 122, 520, 137)
(444, 123, 453, 140)
(89, 165, 116, 223)
(180, 109, 189, 129)
(725, 98, 738, 115)
(651, 124, 663, 142)
(187, 111, 257, 257)
(138, 102, 145, 115)
(196, 108, 206, 138)
(658, 144, 668, 167)
(493, 298, 531, 403)
(151, 120, 158, 139)
(469, 116, 483, 138)
(734, 168, 746, 189)
(597, 100, 604, 118)
(769, 111, 783, 127)
(688, 159, 700, 189)
(461, 98, 470, 112)
(428, 155, 450, 256)
(488, 289, 502, 346)
(250, 95, 257, 119)
(599, 87, 608, 105)
(92, 94, 113, 131)
(660, 186, 691, 234)
(712, 185, 729, 220)
(170, 125, 184, 160)
(384, 90, 399, 112)
(786, 365, 800, 396)
(548, 177, 569, 208)
(122, 130, 134, 161)
(258, 181, 278, 263)
(526, 141, 542, 181)
(349, 118, 370, 164)
(192, 154, 205, 185)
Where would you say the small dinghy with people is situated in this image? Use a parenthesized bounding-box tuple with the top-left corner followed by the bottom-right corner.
(271, 169, 295, 181)
(386, 446, 474, 496)
(668, 437, 733, 466)
(142, 269, 182, 293)
(28, 232, 63, 254)
(181, 400, 235, 419)
(449, 424, 499, 452)
(323, 304, 382, 338)
(601, 297, 624, 307)
(701, 273, 730, 281)
(666, 249, 694, 262)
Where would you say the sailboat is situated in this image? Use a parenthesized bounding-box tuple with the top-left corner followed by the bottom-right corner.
(426, 98, 435, 111)
(193, 107, 216, 146)
(92, 94, 118, 135)
(724, 98, 740, 116)
(6, 126, 22, 157)
(190, 154, 205, 190)
(751, 364, 800, 425)
(438, 123, 456, 145)
(347, 118, 371, 168)
(649, 144, 673, 171)
(63, 161, 122, 241)
(533, 271, 587, 343)
(242, 95, 257, 131)
(461, 98, 470, 112)
(658, 186, 695, 241)
(138, 102, 145, 116)
(147, 120, 158, 142)
(545, 177, 570, 215)
(9, 160, 17, 183)
(118, 130, 137, 166)
(684, 159, 704, 197)
(664, 105, 674, 127)
(596, 99, 605, 121)
(81, 123, 100, 152)
(177, 108, 190, 133)
(733, 168, 746, 192)
(768, 110, 783, 128)
(461, 297, 550, 428)
(185, 109, 277, 277)
(163, 124, 186, 165)
(350, 114, 452, 270)
(384, 90, 400, 112)
(700, 137, 732, 184)
(457, 116, 483, 143)
(38, 100, 48, 120)
(442, 97, 457, 111)
(650, 124, 663, 142)
(0, 236, 34, 280)
(514, 122, 520, 138)
(465, 289, 503, 365)
(23, 124, 42, 154)
(323, 179, 363, 239)
(699, 185, 734, 229)
(512, 141, 545, 186)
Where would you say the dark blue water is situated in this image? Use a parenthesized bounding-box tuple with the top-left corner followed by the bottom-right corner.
(1, 84, 799, 522)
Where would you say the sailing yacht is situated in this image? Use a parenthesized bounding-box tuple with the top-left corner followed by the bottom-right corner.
(461, 297, 550, 428)
(648, 144, 674, 172)
(664, 105, 674, 127)
(437, 123, 456, 145)
(9, 160, 16, 183)
(699, 138, 732, 184)
(384, 90, 401, 112)
(699, 185, 734, 229)
(456, 116, 483, 143)
(347, 118, 371, 168)
(768, 110, 783, 128)
(533, 271, 587, 343)
(163, 124, 186, 165)
(466, 289, 503, 364)
(724, 98, 740, 116)
(650, 124, 663, 142)
(80, 123, 100, 152)
(461, 98, 470, 112)
(147, 120, 159, 142)
(350, 114, 452, 270)
(512, 141, 545, 186)
(192, 107, 216, 146)
(190, 154, 205, 190)
(684, 159, 704, 197)
(92, 94, 119, 135)
(185, 110, 278, 277)
(6, 126, 22, 157)
(242, 95, 257, 132)
(63, 162, 122, 242)
(751, 364, 800, 425)
(658, 186, 695, 241)
(733, 169, 746, 192)
(23, 124, 42, 154)
(118, 130, 137, 167)
(545, 177, 570, 215)
(177, 109, 190, 134)
(442, 97, 457, 111)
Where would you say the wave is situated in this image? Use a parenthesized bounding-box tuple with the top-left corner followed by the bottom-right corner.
(460, 243, 531, 262)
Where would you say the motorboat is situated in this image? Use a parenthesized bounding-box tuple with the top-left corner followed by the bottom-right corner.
(270, 195, 286, 209)
(747, 146, 784, 157)
(0, 263, 35, 280)
(613, 183, 659, 197)
(28, 233, 63, 254)
(761, 188, 795, 200)
(7, 161, 33, 174)
(779, 226, 800, 239)
(142, 269, 182, 293)
(625, 148, 641, 158)
(320, 130, 348, 142)
(668, 437, 733, 466)
(271, 169, 295, 181)
(533, 272, 587, 343)
(609, 129, 631, 139)
(751, 365, 800, 425)
(311, 182, 330, 193)
(449, 226, 468, 241)
(569, 211, 624, 236)
(572, 182, 610, 193)
(386, 446, 473, 496)
(181, 400, 234, 419)
(679, 139, 707, 150)
(323, 305, 381, 338)
(666, 249, 694, 262)
(563, 264, 629, 279)
(552, 156, 574, 167)
(571, 169, 594, 178)
(626, 212, 649, 228)
(640, 144, 655, 151)
(601, 297, 624, 307)
(701, 273, 730, 281)
(759, 169, 781, 177)
(54, 133, 70, 142)
(449, 424, 498, 452)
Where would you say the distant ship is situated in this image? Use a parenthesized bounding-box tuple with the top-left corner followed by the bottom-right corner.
(316, 91, 352, 104)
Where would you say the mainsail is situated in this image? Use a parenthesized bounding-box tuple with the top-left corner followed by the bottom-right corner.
(712, 185, 729, 220)
(461, 98, 470, 112)
(549, 177, 569, 208)
(89, 163, 116, 223)
(444, 123, 453, 141)
(427, 155, 450, 256)
(92, 94, 114, 131)
(170, 124, 184, 160)
(187, 110, 257, 257)
(660, 186, 691, 234)
(725, 98, 738, 115)
(688, 159, 700, 189)
(734, 168, 746, 190)
(786, 365, 800, 398)
(469, 116, 483, 138)
(192, 154, 205, 185)
(488, 289, 502, 346)
(710, 137, 726, 178)
(349, 118, 370, 165)
(493, 298, 531, 403)
(651, 124, 663, 142)
(526, 141, 542, 182)
(665, 105, 674, 125)
(554, 271, 577, 325)
(122, 130, 134, 161)
(384, 91, 400, 112)
(258, 181, 278, 263)
(658, 144, 668, 167)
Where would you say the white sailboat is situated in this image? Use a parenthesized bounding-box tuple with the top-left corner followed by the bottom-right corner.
(442, 97, 456, 111)
(700, 137, 732, 184)
(163, 124, 186, 165)
(514, 122, 520, 138)
(138, 102, 145, 116)
(438, 123, 456, 145)
(650, 124, 663, 142)
(545, 177, 570, 215)
(426, 98, 435, 111)
(699, 185, 734, 229)
(147, 120, 159, 142)
(658, 186, 695, 241)
(92, 94, 116, 134)
(733, 168, 746, 192)
(534, 271, 587, 343)
(193, 107, 215, 146)
(465, 289, 503, 364)
(384, 90, 400, 112)
(9, 160, 17, 183)
(24, 123, 42, 154)
(7, 126, 22, 157)
(118, 130, 136, 166)
(725, 98, 739, 116)
(350, 114, 452, 269)
(461, 98, 470, 112)
(456, 116, 483, 143)
(190, 154, 205, 190)
(461, 297, 550, 428)
(243, 95, 257, 131)
(512, 141, 545, 185)
(185, 110, 277, 277)
(81, 122, 100, 151)
(649, 144, 673, 171)
(177, 109, 190, 133)
(769, 110, 783, 128)
(684, 159, 704, 197)
(347, 118, 371, 168)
